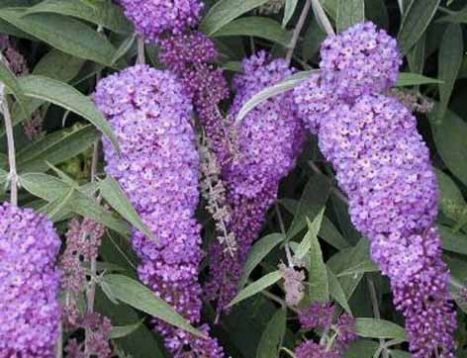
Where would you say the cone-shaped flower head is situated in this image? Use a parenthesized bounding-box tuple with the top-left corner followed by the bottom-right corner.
(95, 65, 223, 357)
(0, 202, 61, 357)
(206, 52, 305, 311)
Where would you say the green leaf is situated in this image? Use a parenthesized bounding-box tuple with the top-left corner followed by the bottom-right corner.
(102, 274, 203, 337)
(438, 6, 467, 24)
(19, 173, 130, 235)
(26, 0, 132, 34)
(286, 173, 330, 240)
(17, 124, 98, 173)
(336, 0, 365, 32)
(304, 216, 329, 303)
(294, 208, 324, 260)
(0, 56, 23, 99)
(431, 108, 467, 187)
(212, 17, 292, 47)
(344, 340, 380, 358)
(389, 350, 411, 358)
(302, 17, 326, 61)
(236, 70, 316, 123)
(320, 216, 351, 250)
(17, 75, 118, 150)
(33, 49, 85, 81)
(364, 0, 388, 29)
(200, 0, 271, 35)
(256, 309, 286, 358)
(282, 0, 298, 27)
(437, 23, 463, 123)
(437, 169, 466, 221)
(407, 33, 426, 74)
(109, 319, 144, 339)
(355, 318, 407, 340)
(240, 233, 285, 288)
(327, 266, 352, 314)
(395, 72, 442, 87)
(439, 225, 467, 255)
(336, 259, 379, 277)
(99, 176, 154, 240)
(228, 271, 282, 308)
(398, 0, 441, 53)
(0, 9, 117, 66)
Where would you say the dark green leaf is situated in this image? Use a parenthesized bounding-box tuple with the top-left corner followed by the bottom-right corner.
(294, 208, 324, 260)
(17, 124, 97, 173)
(0, 9, 117, 66)
(102, 274, 203, 337)
(240, 233, 285, 288)
(26, 0, 132, 34)
(431, 108, 467, 187)
(282, 0, 298, 27)
(398, 0, 441, 53)
(438, 6, 467, 24)
(256, 309, 286, 358)
(439, 225, 467, 255)
(396, 72, 442, 87)
(437, 23, 463, 123)
(228, 271, 282, 308)
(327, 266, 352, 313)
(355, 318, 407, 340)
(212, 17, 292, 47)
(200, 0, 271, 35)
(109, 320, 144, 339)
(17, 75, 118, 150)
(407, 33, 426, 74)
(19, 173, 130, 235)
(286, 173, 330, 240)
(336, 0, 365, 32)
(344, 340, 380, 358)
(437, 169, 466, 221)
(304, 216, 329, 303)
(100, 176, 154, 240)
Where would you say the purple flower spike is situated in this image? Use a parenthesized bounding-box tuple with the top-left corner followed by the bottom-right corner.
(0, 202, 61, 357)
(119, 0, 204, 42)
(205, 52, 305, 312)
(95, 65, 223, 357)
(320, 22, 401, 99)
(315, 94, 456, 357)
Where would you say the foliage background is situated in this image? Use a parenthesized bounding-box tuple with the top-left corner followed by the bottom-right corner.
(1, 0, 467, 356)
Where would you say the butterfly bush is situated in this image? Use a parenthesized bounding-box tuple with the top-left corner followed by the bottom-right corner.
(95, 65, 223, 357)
(205, 52, 305, 312)
(119, 0, 203, 42)
(294, 22, 456, 357)
(0, 202, 61, 357)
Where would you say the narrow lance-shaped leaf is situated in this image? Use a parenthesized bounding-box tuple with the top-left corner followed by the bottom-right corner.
(17, 75, 119, 151)
(100, 176, 154, 240)
(282, 0, 299, 27)
(212, 17, 292, 47)
(398, 0, 441, 53)
(228, 271, 282, 308)
(355, 318, 407, 341)
(200, 0, 271, 35)
(303, 216, 329, 303)
(256, 309, 287, 358)
(0, 9, 117, 66)
(102, 274, 204, 337)
(336, 0, 365, 32)
(25, 0, 133, 34)
(436, 23, 463, 123)
(327, 266, 352, 314)
(239, 233, 285, 288)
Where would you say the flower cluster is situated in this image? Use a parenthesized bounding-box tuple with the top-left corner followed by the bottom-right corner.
(0, 202, 61, 357)
(205, 52, 305, 312)
(294, 22, 456, 357)
(95, 65, 223, 357)
(160, 31, 231, 166)
(295, 303, 357, 358)
(119, 0, 203, 42)
(319, 21, 401, 100)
